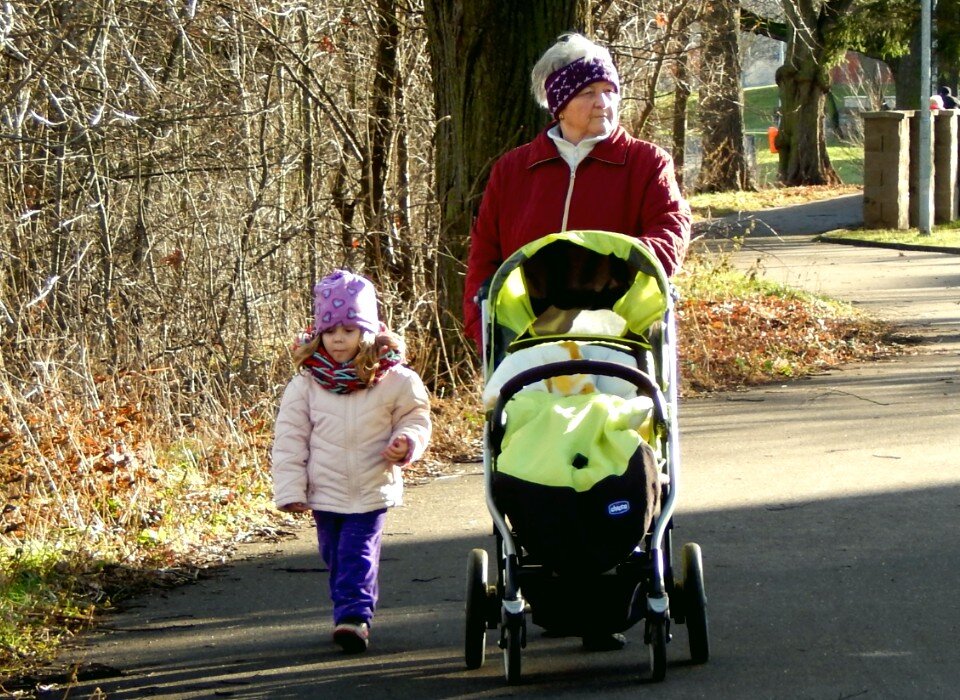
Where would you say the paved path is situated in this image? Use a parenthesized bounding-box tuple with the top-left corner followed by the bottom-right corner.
(43, 196, 960, 699)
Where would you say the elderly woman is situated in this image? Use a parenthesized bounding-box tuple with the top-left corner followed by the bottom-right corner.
(463, 33, 691, 347)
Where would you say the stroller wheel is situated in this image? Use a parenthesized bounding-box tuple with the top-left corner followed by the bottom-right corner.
(502, 612, 524, 684)
(645, 617, 668, 682)
(681, 542, 710, 664)
(465, 549, 489, 669)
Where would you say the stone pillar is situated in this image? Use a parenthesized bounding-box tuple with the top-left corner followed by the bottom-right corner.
(934, 109, 959, 223)
(909, 111, 935, 227)
(862, 111, 911, 230)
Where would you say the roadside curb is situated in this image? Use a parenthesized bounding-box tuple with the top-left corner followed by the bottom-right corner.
(816, 233, 960, 256)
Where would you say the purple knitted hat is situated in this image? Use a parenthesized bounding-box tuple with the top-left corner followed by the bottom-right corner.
(545, 56, 620, 118)
(313, 270, 379, 334)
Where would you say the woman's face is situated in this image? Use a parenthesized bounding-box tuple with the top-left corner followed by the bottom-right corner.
(558, 80, 619, 144)
(321, 324, 362, 363)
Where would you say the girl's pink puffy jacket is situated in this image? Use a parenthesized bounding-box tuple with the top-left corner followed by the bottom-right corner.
(271, 366, 432, 514)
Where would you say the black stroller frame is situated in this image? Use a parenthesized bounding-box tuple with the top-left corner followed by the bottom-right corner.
(463, 231, 710, 684)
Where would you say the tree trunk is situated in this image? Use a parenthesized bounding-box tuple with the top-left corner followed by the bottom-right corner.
(362, 0, 399, 283)
(392, 39, 415, 306)
(696, 0, 752, 193)
(775, 0, 846, 186)
(889, 25, 922, 110)
(672, 50, 691, 193)
(669, 3, 698, 194)
(423, 0, 589, 369)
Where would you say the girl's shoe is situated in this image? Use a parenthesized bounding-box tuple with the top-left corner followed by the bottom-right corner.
(333, 621, 370, 653)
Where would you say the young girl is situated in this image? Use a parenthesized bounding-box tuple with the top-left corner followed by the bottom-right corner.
(272, 270, 432, 654)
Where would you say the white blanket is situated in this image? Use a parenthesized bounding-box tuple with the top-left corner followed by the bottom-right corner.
(482, 341, 639, 409)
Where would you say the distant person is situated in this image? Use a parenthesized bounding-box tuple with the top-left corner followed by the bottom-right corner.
(939, 85, 958, 109)
(272, 270, 432, 654)
(930, 93, 945, 111)
(462, 32, 691, 348)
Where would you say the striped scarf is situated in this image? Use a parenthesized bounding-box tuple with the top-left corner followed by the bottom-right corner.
(302, 346, 402, 394)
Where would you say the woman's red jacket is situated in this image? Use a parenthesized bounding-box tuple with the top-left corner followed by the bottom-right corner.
(463, 124, 691, 346)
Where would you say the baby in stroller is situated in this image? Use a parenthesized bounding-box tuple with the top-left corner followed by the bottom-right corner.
(464, 231, 708, 684)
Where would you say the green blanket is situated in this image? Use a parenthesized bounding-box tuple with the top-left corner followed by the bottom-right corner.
(498, 392, 655, 492)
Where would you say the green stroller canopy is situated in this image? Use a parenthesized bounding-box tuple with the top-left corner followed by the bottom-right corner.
(486, 231, 669, 371)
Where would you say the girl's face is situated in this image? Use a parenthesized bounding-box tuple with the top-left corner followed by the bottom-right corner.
(558, 79, 619, 144)
(321, 324, 362, 364)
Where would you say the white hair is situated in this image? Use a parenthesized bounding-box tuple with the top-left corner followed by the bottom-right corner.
(530, 33, 619, 110)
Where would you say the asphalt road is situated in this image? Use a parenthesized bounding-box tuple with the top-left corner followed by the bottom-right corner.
(41, 196, 960, 699)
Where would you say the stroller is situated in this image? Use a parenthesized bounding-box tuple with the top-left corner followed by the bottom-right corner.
(463, 230, 709, 683)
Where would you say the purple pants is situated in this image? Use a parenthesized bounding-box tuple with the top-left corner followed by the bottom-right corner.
(313, 509, 387, 626)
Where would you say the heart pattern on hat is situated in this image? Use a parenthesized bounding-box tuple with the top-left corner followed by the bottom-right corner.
(313, 270, 380, 334)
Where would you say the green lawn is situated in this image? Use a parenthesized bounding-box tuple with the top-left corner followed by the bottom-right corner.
(821, 226, 960, 250)
(670, 83, 874, 188)
(742, 83, 892, 134)
(744, 85, 867, 187)
(743, 85, 780, 133)
(753, 142, 864, 187)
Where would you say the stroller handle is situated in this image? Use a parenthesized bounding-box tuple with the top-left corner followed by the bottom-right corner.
(489, 359, 668, 454)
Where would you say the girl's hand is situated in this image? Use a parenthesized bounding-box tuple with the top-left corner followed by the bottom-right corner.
(279, 502, 310, 513)
(381, 435, 410, 464)
(376, 328, 406, 359)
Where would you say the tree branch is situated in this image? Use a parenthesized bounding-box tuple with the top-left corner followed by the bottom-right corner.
(740, 9, 788, 43)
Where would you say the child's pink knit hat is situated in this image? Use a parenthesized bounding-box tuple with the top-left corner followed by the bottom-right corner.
(313, 270, 379, 334)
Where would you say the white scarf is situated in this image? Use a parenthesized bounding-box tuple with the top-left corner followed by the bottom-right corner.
(547, 123, 615, 170)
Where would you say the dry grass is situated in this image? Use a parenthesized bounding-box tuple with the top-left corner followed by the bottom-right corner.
(821, 226, 960, 249)
(676, 284, 896, 393)
(688, 184, 862, 219)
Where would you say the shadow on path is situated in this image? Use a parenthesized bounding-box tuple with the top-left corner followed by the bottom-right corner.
(693, 193, 864, 239)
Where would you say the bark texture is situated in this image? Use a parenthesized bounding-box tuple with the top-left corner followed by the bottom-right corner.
(697, 0, 752, 192)
(775, 0, 850, 186)
(423, 0, 589, 354)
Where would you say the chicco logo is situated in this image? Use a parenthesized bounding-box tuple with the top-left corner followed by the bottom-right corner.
(607, 500, 631, 516)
